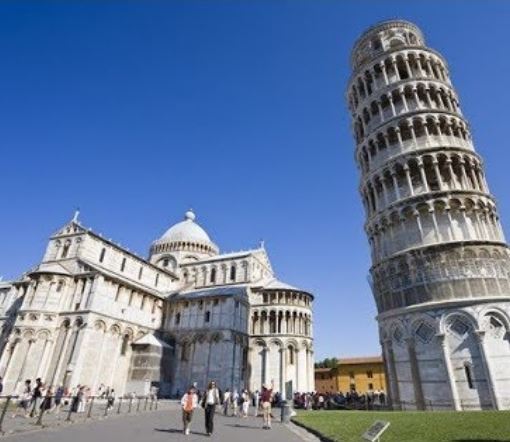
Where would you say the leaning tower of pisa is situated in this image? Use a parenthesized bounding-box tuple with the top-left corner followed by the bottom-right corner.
(347, 20, 510, 410)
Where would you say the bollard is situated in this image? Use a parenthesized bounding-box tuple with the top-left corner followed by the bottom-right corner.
(128, 398, 133, 413)
(87, 397, 95, 419)
(117, 397, 122, 414)
(0, 396, 12, 434)
(66, 396, 76, 422)
(136, 398, 141, 412)
(280, 400, 292, 424)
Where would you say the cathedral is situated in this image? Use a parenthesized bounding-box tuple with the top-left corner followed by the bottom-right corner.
(0, 210, 314, 397)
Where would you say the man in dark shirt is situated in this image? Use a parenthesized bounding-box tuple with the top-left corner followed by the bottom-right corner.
(260, 380, 274, 429)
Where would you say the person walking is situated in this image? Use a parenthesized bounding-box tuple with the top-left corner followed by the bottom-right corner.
(53, 385, 64, 414)
(13, 380, 31, 418)
(231, 389, 239, 417)
(222, 389, 231, 416)
(252, 390, 260, 417)
(201, 381, 220, 436)
(29, 378, 43, 417)
(260, 380, 274, 430)
(180, 387, 198, 435)
(241, 390, 250, 417)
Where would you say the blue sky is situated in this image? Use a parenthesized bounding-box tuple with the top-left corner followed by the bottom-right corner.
(1, 1, 509, 359)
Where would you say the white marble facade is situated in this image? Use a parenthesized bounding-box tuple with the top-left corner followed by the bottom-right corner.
(348, 20, 510, 410)
(0, 210, 314, 397)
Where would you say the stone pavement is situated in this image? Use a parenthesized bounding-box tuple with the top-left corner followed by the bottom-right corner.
(2, 407, 309, 441)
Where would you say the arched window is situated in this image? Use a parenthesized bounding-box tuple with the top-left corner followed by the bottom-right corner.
(56, 281, 64, 292)
(61, 242, 71, 259)
(181, 343, 189, 361)
(230, 265, 236, 281)
(205, 311, 211, 323)
(163, 258, 169, 267)
(155, 274, 159, 287)
(99, 248, 106, 263)
(175, 312, 181, 325)
(120, 257, 126, 272)
(210, 268, 216, 283)
(288, 346, 295, 365)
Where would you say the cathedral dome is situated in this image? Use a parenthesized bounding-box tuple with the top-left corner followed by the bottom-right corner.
(160, 210, 212, 244)
(150, 210, 219, 266)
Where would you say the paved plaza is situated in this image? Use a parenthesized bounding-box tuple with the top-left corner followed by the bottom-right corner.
(2, 407, 310, 442)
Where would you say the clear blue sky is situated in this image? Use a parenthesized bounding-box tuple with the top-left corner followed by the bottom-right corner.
(1, 1, 509, 360)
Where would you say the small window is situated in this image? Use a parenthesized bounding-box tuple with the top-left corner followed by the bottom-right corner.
(138, 266, 143, 280)
(263, 293, 268, 303)
(141, 295, 146, 310)
(230, 265, 236, 281)
(465, 364, 475, 389)
(349, 371, 355, 380)
(210, 268, 216, 283)
(163, 258, 169, 267)
(213, 299, 219, 306)
(120, 334, 129, 356)
(205, 311, 211, 323)
(99, 248, 106, 263)
(61, 242, 70, 259)
(175, 312, 181, 325)
(56, 281, 64, 292)
(120, 257, 126, 272)
(114, 285, 121, 302)
(368, 383, 374, 390)
(367, 370, 373, 379)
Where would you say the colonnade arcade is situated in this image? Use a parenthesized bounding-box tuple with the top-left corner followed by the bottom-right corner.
(349, 49, 451, 112)
(357, 115, 473, 174)
(371, 245, 510, 313)
(361, 150, 488, 217)
(367, 194, 504, 263)
(251, 309, 311, 337)
(353, 80, 461, 142)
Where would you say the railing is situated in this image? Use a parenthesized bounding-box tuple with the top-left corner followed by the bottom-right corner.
(0, 394, 160, 435)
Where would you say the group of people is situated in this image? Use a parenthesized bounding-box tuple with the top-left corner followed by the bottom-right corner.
(180, 381, 275, 436)
(13, 378, 66, 418)
(11, 378, 121, 418)
(293, 389, 387, 410)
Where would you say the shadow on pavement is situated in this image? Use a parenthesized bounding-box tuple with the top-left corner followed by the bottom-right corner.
(224, 423, 263, 430)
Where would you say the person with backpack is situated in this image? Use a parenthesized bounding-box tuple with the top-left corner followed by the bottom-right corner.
(180, 387, 198, 435)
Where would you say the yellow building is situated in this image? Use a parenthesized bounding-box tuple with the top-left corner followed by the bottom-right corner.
(315, 356, 387, 394)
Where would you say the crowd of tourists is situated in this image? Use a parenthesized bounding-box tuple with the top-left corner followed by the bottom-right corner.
(292, 389, 387, 410)
(8, 377, 149, 419)
(179, 380, 276, 436)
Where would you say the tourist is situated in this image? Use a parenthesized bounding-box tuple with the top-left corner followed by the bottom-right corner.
(201, 381, 220, 436)
(252, 390, 260, 417)
(41, 385, 53, 413)
(180, 387, 198, 435)
(107, 388, 115, 410)
(53, 385, 64, 414)
(29, 377, 43, 417)
(13, 379, 31, 418)
(222, 389, 231, 416)
(241, 390, 250, 417)
(231, 389, 239, 417)
(260, 380, 274, 430)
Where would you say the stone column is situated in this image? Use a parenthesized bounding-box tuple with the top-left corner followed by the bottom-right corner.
(436, 333, 461, 410)
(406, 338, 425, 410)
(475, 330, 501, 410)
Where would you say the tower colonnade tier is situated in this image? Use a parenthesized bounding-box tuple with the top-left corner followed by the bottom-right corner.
(348, 20, 510, 411)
